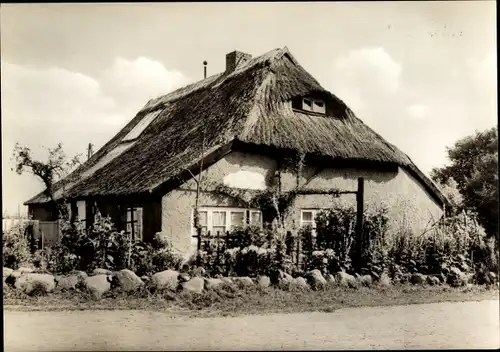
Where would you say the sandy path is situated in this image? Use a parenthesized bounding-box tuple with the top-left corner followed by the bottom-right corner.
(4, 300, 499, 351)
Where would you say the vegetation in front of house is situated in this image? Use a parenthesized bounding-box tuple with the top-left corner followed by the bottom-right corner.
(5, 127, 499, 314)
(3, 187, 499, 314)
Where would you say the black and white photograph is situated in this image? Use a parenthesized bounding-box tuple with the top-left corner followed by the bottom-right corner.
(2, 1, 498, 350)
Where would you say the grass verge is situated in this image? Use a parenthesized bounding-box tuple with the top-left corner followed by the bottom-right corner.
(3, 283, 498, 318)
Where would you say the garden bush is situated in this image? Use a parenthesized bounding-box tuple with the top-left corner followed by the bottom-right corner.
(294, 203, 495, 283)
(30, 213, 183, 275)
(189, 224, 294, 278)
(2, 223, 32, 269)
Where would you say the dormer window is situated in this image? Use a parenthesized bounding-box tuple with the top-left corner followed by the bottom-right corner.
(303, 98, 313, 111)
(291, 96, 326, 114)
(303, 98, 325, 114)
(313, 100, 325, 113)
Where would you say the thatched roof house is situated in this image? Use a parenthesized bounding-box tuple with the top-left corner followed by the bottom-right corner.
(26, 47, 447, 256)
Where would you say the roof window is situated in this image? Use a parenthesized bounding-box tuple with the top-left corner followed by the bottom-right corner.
(292, 96, 326, 114)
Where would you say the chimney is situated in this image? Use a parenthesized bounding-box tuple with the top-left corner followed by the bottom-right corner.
(203, 61, 207, 79)
(225, 50, 252, 73)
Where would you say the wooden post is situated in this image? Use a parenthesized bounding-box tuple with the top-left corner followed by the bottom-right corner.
(296, 233, 301, 269)
(216, 229, 220, 267)
(196, 227, 202, 267)
(127, 231, 132, 268)
(355, 177, 365, 273)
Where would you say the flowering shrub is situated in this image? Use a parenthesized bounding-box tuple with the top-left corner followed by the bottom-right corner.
(190, 224, 293, 277)
(236, 245, 273, 277)
(296, 202, 495, 283)
(31, 213, 182, 275)
(303, 249, 338, 274)
(225, 226, 272, 249)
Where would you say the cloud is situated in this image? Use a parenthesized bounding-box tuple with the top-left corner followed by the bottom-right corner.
(328, 47, 497, 180)
(100, 57, 190, 113)
(331, 47, 403, 111)
(1, 58, 188, 213)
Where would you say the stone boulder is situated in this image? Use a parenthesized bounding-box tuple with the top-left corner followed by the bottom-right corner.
(325, 274, 336, 284)
(92, 268, 113, 276)
(9, 267, 34, 282)
(427, 276, 441, 286)
(182, 277, 204, 294)
(357, 275, 373, 287)
(233, 276, 254, 288)
(336, 271, 358, 288)
(18, 267, 35, 274)
(410, 273, 427, 285)
(295, 277, 310, 289)
(447, 267, 467, 287)
(305, 269, 327, 290)
(221, 277, 234, 285)
(69, 270, 88, 282)
(112, 269, 145, 292)
(84, 275, 112, 298)
(3, 267, 14, 282)
(56, 275, 81, 291)
(191, 267, 206, 277)
(150, 270, 179, 291)
(15, 273, 56, 295)
(178, 273, 191, 283)
(272, 270, 294, 286)
(68, 270, 89, 286)
(378, 272, 392, 287)
(257, 275, 271, 289)
(204, 278, 224, 290)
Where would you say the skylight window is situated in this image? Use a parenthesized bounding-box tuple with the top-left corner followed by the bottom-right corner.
(122, 109, 162, 142)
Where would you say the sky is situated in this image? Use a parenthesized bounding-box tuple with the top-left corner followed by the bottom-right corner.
(1, 1, 497, 216)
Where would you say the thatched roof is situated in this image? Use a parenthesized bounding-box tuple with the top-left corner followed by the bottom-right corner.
(25, 47, 447, 207)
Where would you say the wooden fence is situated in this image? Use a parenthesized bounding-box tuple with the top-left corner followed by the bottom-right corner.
(23, 220, 61, 252)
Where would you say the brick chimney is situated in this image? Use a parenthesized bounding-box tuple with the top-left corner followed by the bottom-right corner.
(225, 50, 252, 73)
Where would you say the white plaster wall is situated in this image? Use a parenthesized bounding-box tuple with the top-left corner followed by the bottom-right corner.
(160, 151, 443, 258)
(285, 167, 443, 236)
(161, 151, 277, 259)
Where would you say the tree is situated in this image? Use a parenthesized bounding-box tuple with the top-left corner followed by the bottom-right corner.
(11, 142, 82, 220)
(431, 127, 498, 238)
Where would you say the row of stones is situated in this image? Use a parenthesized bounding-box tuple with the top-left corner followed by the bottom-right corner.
(4, 265, 496, 298)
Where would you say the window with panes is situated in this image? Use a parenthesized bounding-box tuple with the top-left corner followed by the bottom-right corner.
(125, 207, 143, 241)
(300, 209, 327, 235)
(195, 207, 263, 236)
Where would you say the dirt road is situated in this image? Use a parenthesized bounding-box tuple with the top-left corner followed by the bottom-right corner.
(4, 300, 499, 351)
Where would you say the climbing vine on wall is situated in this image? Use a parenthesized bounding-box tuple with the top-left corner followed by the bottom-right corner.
(210, 152, 343, 232)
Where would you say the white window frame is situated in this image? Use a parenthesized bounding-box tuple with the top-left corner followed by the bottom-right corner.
(193, 207, 263, 237)
(302, 98, 326, 114)
(300, 209, 327, 235)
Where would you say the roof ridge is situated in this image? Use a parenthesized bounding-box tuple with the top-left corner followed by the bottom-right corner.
(139, 48, 286, 113)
